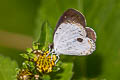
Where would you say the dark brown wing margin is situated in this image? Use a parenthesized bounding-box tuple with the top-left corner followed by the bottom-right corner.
(54, 8, 86, 35)
(86, 27, 96, 42)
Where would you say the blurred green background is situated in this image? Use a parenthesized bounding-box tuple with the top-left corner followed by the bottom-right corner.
(0, 0, 120, 80)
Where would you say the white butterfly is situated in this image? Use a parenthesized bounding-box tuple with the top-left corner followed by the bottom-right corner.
(48, 9, 96, 63)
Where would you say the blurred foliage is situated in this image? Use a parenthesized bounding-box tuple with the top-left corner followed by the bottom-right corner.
(54, 62, 73, 80)
(0, 0, 40, 36)
(0, 0, 120, 80)
(0, 55, 18, 80)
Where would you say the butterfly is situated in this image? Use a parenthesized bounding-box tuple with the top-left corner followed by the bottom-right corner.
(48, 8, 96, 63)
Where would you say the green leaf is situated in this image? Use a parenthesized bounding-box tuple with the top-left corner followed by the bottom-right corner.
(34, 21, 53, 49)
(52, 61, 62, 72)
(26, 48, 33, 53)
(51, 62, 73, 80)
(37, 21, 47, 49)
(22, 61, 29, 69)
(20, 53, 29, 59)
(0, 55, 18, 80)
(43, 75, 51, 80)
(32, 43, 39, 50)
(52, 66, 60, 72)
(28, 53, 36, 60)
(15, 68, 20, 74)
(57, 62, 73, 80)
(28, 61, 35, 71)
(44, 21, 53, 49)
(22, 61, 35, 71)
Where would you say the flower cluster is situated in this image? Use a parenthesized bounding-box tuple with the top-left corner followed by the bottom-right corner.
(17, 69, 33, 80)
(16, 43, 59, 80)
(33, 50, 57, 73)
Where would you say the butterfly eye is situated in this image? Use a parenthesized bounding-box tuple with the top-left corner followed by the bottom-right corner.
(77, 38, 83, 42)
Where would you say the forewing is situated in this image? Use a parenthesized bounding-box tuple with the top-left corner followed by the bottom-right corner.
(54, 8, 86, 35)
(53, 9, 87, 46)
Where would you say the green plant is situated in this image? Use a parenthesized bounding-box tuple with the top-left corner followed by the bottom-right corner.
(16, 21, 73, 80)
(0, 0, 120, 80)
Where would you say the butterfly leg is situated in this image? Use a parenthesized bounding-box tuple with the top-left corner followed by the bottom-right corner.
(49, 51, 59, 64)
(49, 49, 55, 60)
(46, 44, 55, 57)
(46, 48, 59, 64)
(54, 54, 60, 65)
(46, 47, 53, 57)
(46, 50, 51, 57)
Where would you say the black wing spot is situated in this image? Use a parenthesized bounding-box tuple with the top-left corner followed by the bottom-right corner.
(77, 38, 83, 42)
(80, 34, 83, 36)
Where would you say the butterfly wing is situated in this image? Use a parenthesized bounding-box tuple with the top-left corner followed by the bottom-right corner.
(53, 9, 96, 55)
(86, 27, 97, 42)
(54, 8, 86, 34)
